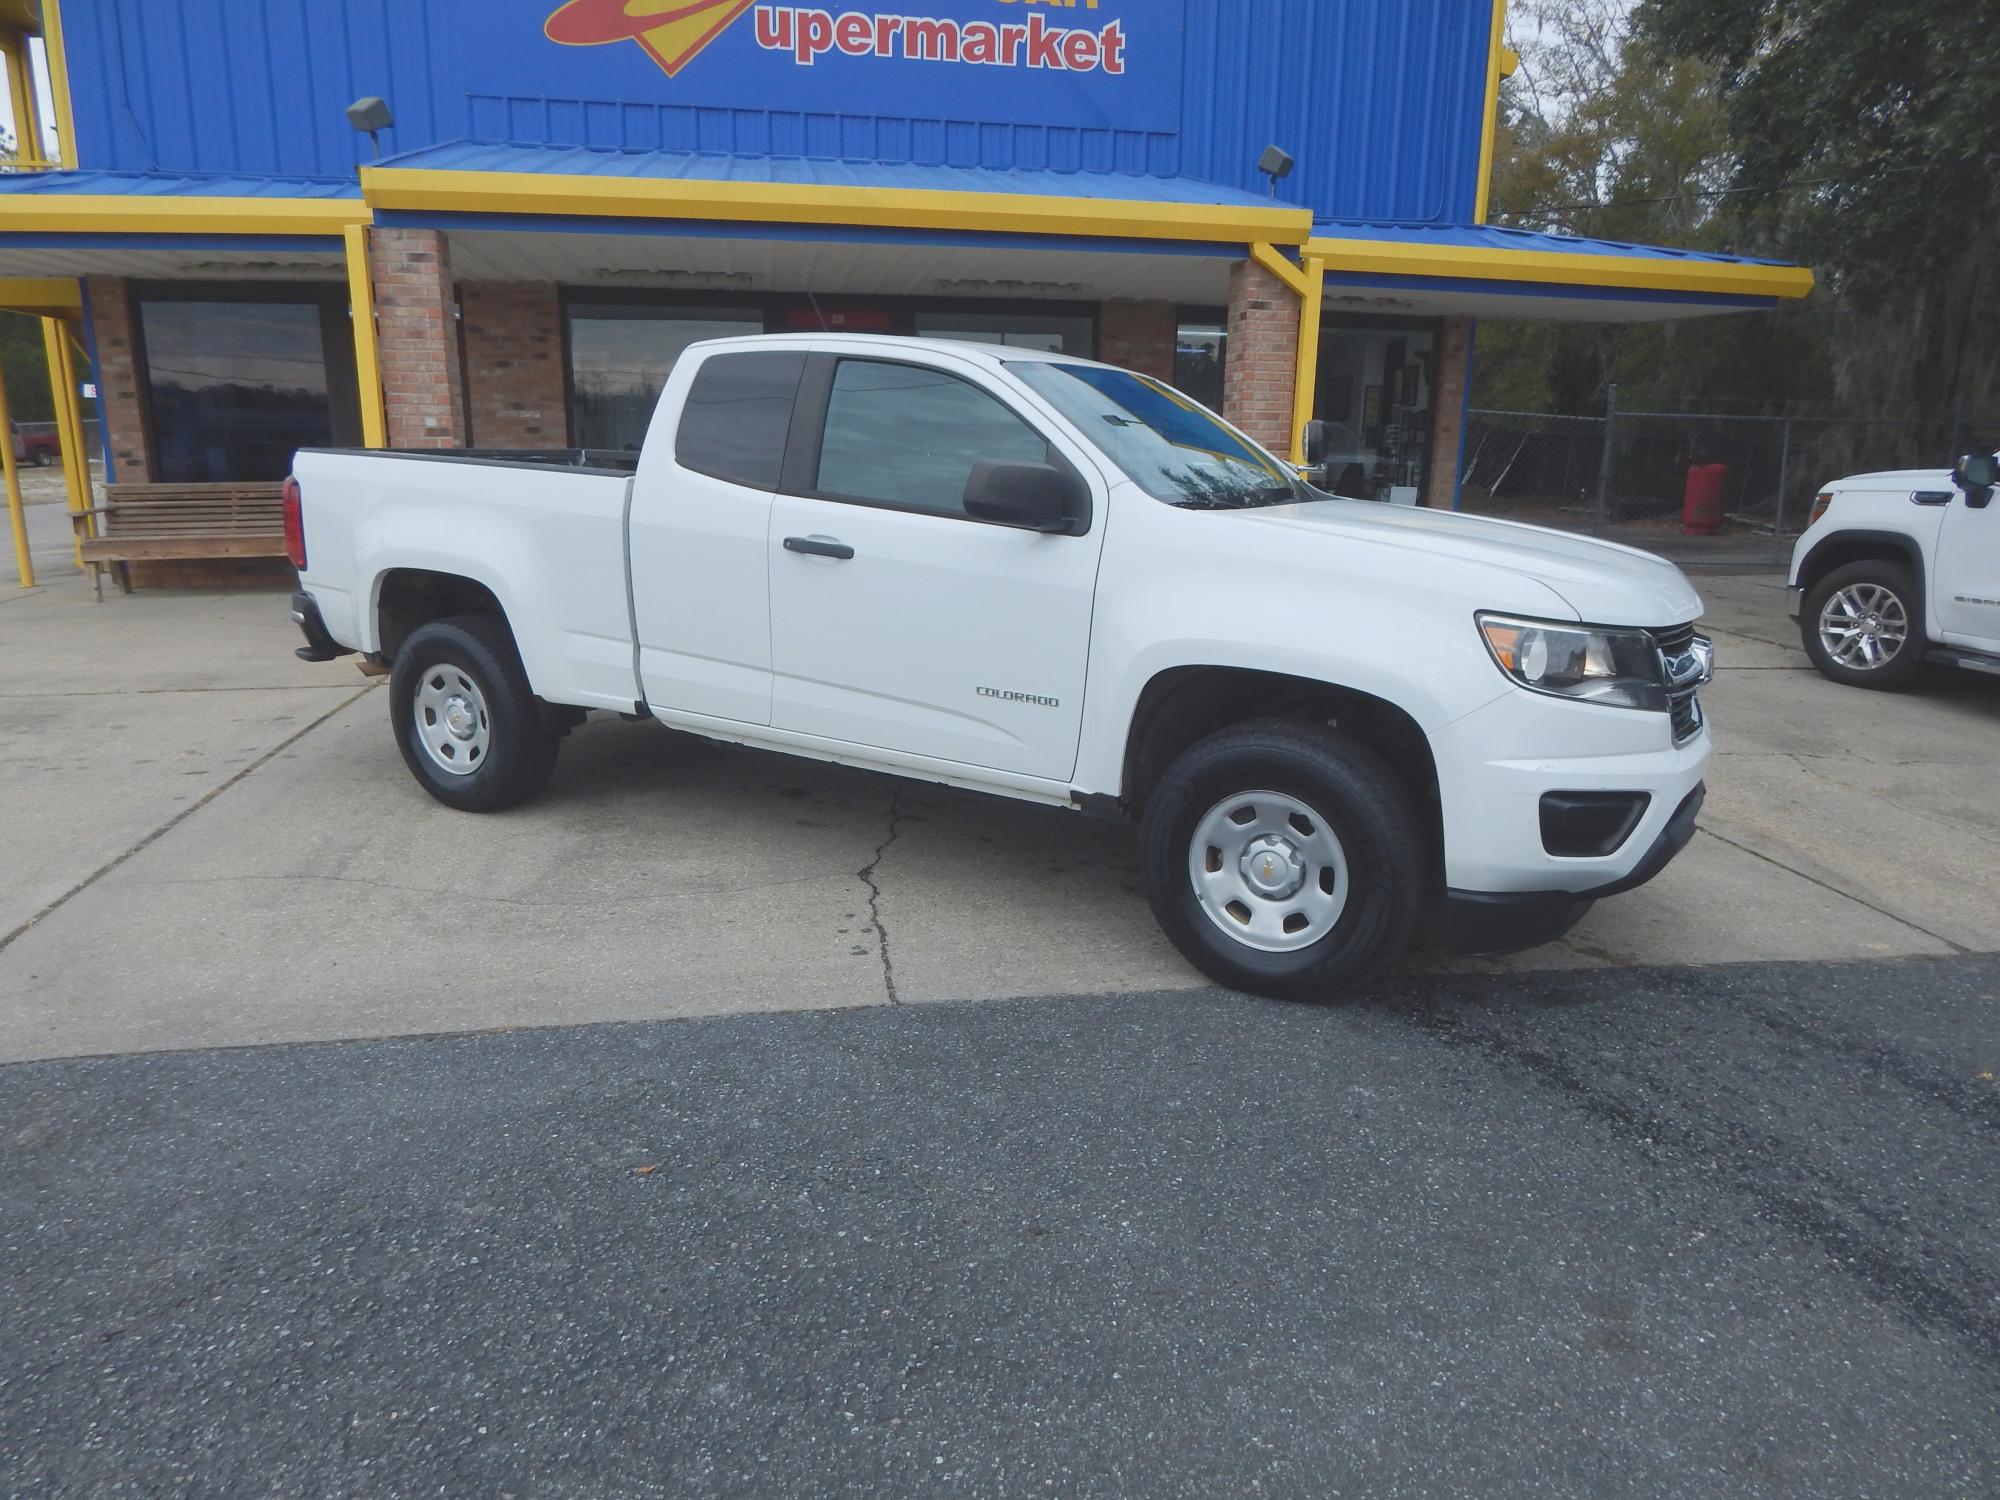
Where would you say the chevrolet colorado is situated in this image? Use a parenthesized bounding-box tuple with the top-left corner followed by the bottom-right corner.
(287, 334, 1713, 996)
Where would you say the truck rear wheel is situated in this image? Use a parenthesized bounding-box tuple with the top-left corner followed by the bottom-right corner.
(1802, 560, 1922, 690)
(390, 615, 559, 812)
(1141, 720, 1424, 998)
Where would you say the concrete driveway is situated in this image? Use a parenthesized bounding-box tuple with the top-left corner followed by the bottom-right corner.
(2, 566, 1995, 1062)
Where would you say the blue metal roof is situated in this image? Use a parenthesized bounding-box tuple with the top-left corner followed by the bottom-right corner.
(0, 169, 360, 200)
(1312, 218, 1795, 270)
(378, 140, 1285, 211)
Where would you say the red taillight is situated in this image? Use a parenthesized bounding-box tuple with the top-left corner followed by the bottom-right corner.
(282, 475, 306, 569)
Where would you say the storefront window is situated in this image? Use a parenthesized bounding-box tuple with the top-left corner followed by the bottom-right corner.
(568, 303, 765, 451)
(1314, 321, 1439, 503)
(1173, 318, 1227, 412)
(137, 295, 353, 482)
(911, 309, 1094, 357)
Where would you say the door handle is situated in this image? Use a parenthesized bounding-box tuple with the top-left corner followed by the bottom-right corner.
(784, 535, 855, 561)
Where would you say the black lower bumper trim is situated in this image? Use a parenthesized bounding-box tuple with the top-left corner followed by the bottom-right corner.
(1443, 783, 1706, 955)
(290, 590, 352, 663)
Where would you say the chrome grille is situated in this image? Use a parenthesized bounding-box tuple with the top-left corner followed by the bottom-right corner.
(1668, 690, 1703, 743)
(1651, 622, 1710, 745)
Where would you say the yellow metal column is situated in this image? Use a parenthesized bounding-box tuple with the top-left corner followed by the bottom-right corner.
(60, 325, 94, 533)
(1288, 256, 1326, 466)
(0, 351, 33, 589)
(343, 224, 388, 448)
(41, 317, 87, 567)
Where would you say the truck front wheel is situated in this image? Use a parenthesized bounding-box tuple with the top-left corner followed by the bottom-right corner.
(390, 615, 560, 812)
(1801, 560, 1922, 689)
(1141, 720, 1424, 998)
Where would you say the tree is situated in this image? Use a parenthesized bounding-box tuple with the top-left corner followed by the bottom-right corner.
(1636, 0, 2000, 423)
(1477, 0, 1828, 416)
(0, 313, 54, 425)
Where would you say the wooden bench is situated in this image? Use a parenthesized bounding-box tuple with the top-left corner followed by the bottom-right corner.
(71, 482, 288, 601)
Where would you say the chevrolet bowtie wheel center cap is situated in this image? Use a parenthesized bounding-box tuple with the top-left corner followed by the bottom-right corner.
(1239, 834, 1308, 901)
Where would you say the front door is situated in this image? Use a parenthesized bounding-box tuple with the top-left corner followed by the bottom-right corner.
(1933, 479, 2000, 651)
(767, 353, 1106, 782)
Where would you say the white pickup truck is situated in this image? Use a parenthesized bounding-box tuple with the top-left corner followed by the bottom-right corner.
(1786, 451, 2000, 689)
(287, 334, 1713, 996)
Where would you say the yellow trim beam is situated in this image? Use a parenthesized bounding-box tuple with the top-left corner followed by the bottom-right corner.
(0, 277, 82, 316)
(1247, 241, 1311, 299)
(0, 194, 368, 236)
(39, 0, 78, 169)
(343, 224, 387, 449)
(1473, 0, 1510, 226)
(1302, 235, 1816, 301)
(361, 166, 1313, 246)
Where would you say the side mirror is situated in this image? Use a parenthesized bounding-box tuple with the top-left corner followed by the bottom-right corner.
(1304, 419, 1332, 467)
(1953, 451, 1997, 508)
(962, 460, 1087, 534)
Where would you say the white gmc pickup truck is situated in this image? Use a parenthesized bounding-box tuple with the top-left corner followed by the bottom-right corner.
(288, 334, 1713, 996)
(1786, 450, 2000, 689)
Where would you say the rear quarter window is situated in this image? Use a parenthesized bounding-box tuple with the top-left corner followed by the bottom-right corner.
(674, 351, 807, 491)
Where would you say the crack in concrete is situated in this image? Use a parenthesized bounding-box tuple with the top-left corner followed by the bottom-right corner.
(0, 685, 377, 957)
(1694, 825, 1973, 956)
(857, 788, 904, 1004)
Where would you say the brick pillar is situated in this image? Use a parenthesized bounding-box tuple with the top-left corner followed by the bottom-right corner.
(370, 228, 466, 448)
(1422, 316, 1475, 509)
(460, 282, 568, 449)
(1097, 299, 1177, 384)
(85, 276, 152, 482)
(1222, 258, 1301, 454)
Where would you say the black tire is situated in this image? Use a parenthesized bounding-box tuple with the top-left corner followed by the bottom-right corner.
(1141, 719, 1425, 999)
(390, 614, 560, 812)
(31, 449, 52, 468)
(1800, 559, 1923, 690)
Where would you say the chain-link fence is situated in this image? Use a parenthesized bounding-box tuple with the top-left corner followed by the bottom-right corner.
(1459, 393, 1996, 559)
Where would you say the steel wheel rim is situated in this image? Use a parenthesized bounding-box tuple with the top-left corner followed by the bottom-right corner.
(1188, 789, 1351, 954)
(1818, 583, 1909, 670)
(412, 662, 491, 777)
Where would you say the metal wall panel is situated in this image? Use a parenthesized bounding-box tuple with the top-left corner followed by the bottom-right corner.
(61, 0, 1495, 224)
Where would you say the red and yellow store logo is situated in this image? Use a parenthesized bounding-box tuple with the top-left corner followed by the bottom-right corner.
(545, 0, 1128, 80)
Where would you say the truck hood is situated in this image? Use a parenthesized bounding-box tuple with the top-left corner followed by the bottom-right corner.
(1234, 498, 1704, 626)
(1830, 467, 1951, 491)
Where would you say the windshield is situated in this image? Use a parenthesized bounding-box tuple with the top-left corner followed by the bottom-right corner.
(1009, 361, 1304, 511)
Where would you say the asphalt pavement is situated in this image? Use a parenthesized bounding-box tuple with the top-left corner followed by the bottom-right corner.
(4, 954, 1997, 1498)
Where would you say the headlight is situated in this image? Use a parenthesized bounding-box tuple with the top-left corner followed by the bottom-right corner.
(1809, 492, 1835, 527)
(1477, 613, 1669, 712)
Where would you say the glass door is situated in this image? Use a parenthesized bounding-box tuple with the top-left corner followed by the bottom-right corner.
(1315, 320, 1439, 503)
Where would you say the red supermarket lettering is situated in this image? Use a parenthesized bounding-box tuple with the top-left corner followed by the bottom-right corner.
(753, 8, 1126, 72)
(545, 0, 1129, 79)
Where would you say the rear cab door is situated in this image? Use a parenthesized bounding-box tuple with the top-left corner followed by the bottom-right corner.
(765, 344, 1111, 782)
(628, 345, 809, 724)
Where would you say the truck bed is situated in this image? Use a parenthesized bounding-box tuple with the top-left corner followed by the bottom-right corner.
(291, 445, 641, 711)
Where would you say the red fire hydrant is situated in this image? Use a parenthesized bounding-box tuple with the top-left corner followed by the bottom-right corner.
(1683, 463, 1728, 536)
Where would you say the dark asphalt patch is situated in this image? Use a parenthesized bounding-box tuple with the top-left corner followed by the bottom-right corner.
(3, 955, 1997, 1499)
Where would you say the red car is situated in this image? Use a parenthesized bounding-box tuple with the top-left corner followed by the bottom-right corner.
(13, 423, 61, 467)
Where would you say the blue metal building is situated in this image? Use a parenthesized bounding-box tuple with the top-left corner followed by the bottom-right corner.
(0, 0, 1809, 508)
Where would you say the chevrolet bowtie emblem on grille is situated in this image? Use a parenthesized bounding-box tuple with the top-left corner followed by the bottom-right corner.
(545, 0, 754, 78)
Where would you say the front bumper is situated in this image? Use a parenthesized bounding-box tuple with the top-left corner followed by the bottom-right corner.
(1442, 784, 1705, 954)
